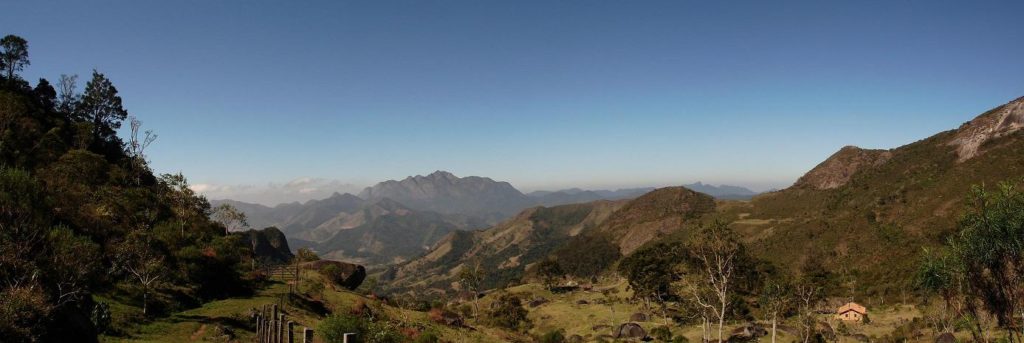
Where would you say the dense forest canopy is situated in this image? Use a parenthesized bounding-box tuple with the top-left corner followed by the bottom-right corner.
(0, 34, 256, 342)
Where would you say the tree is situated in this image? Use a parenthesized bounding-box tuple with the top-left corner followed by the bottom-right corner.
(682, 221, 743, 343)
(114, 231, 166, 315)
(533, 258, 564, 290)
(918, 181, 1024, 342)
(56, 74, 79, 114)
(760, 278, 792, 343)
(1, 35, 29, 80)
(486, 293, 530, 331)
(78, 70, 128, 144)
(619, 242, 681, 310)
(211, 203, 248, 234)
(457, 263, 484, 323)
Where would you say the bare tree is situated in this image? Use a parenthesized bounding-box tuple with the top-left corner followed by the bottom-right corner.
(56, 74, 79, 114)
(794, 280, 822, 343)
(127, 116, 157, 160)
(684, 221, 743, 342)
(212, 203, 248, 234)
(114, 232, 166, 315)
(761, 279, 792, 343)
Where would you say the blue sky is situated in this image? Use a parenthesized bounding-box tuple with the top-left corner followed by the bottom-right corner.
(5, 1, 1024, 204)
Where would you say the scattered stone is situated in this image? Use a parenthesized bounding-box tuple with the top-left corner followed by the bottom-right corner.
(630, 312, 647, 322)
(528, 297, 548, 308)
(576, 299, 589, 305)
(568, 334, 584, 343)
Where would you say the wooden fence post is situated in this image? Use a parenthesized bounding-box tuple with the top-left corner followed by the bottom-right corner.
(287, 321, 294, 343)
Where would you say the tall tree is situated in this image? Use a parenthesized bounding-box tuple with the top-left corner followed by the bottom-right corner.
(0, 35, 29, 80)
(920, 181, 1024, 342)
(114, 231, 166, 315)
(78, 70, 128, 145)
(458, 262, 485, 323)
(760, 278, 792, 343)
(684, 221, 743, 343)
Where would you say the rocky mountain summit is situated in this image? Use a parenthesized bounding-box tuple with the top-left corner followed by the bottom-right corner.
(949, 96, 1024, 161)
(359, 170, 535, 220)
(793, 146, 894, 190)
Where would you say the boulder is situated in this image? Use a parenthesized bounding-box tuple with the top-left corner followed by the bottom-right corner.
(935, 333, 956, 343)
(630, 312, 648, 322)
(528, 297, 549, 308)
(615, 322, 647, 339)
(235, 227, 294, 264)
(576, 299, 589, 305)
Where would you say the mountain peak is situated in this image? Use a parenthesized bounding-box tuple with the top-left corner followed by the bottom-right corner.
(793, 145, 893, 190)
(359, 171, 532, 219)
(949, 95, 1024, 162)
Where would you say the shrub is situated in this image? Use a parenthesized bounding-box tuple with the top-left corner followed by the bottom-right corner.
(651, 326, 672, 341)
(485, 293, 530, 331)
(414, 331, 440, 343)
(672, 336, 690, 343)
(318, 313, 364, 343)
(539, 329, 566, 343)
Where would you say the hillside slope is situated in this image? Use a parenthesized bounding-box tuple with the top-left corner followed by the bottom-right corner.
(385, 200, 625, 292)
(734, 95, 1024, 297)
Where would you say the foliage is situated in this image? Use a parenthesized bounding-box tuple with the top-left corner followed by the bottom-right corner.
(551, 234, 621, 277)
(1, 35, 29, 80)
(318, 312, 403, 343)
(918, 180, 1024, 341)
(539, 329, 566, 343)
(650, 325, 672, 341)
(485, 293, 530, 331)
(296, 247, 320, 262)
(532, 258, 564, 289)
(0, 34, 254, 341)
(619, 242, 682, 301)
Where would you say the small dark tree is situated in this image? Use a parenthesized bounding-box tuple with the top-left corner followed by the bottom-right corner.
(0, 35, 29, 80)
(533, 258, 564, 290)
(78, 70, 128, 145)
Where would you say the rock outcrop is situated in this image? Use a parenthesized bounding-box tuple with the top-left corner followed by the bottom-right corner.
(235, 227, 294, 264)
(948, 96, 1024, 162)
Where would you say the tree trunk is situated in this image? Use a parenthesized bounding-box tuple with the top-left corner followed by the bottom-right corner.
(143, 291, 148, 315)
(772, 316, 777, 343)
(718, 310, 725, 343)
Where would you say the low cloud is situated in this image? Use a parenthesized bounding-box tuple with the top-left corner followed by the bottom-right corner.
(193, 178, 363, 206)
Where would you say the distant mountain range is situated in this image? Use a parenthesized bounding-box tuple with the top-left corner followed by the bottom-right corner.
(359, 171, 535, 221)
(386, 95, 1024, 297)
(216, 170, 761, 266)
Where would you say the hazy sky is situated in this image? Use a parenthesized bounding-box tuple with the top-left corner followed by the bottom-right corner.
(6, 1, 1024, 205)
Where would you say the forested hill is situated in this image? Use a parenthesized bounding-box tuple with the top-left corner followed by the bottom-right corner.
(0, 35, 258, 342)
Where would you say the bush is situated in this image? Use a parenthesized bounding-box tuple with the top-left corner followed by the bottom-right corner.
(672, 336, 690, 343)
(485, 293, 530, 331)
(651, 326, 672, 341)
(539, 329, 566, 343)
(319, 313, 364, 343)
(414, 331, 439, 343)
